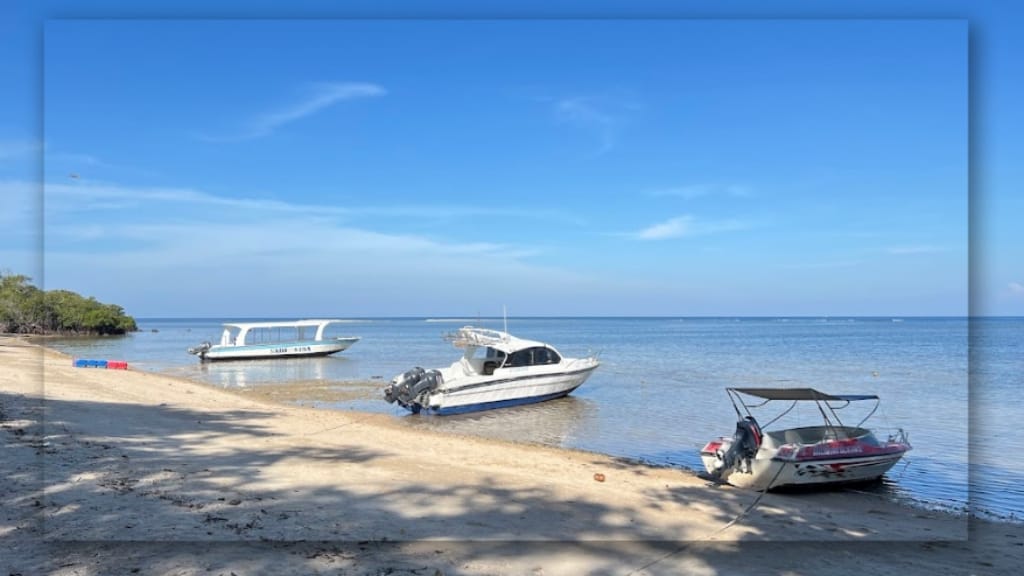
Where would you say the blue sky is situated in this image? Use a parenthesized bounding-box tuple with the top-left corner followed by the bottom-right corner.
(3, 3, 1021, 317)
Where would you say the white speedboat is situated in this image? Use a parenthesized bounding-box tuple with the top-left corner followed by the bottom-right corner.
(384, 326, 599, 415)
(187, 319, 359, 362)
(700, 387, 911, 490)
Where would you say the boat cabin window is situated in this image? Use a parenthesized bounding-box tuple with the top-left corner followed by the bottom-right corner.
(542, 347, 561, 364)
(505, 346, 561, 367)
(476, 347, 505, 376)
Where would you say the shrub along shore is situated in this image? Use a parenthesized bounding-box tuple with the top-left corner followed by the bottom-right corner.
(0, 272, 137, 335)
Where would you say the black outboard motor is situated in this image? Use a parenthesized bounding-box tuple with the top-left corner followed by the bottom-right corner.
(715, 416, 763, 476)
(384, 367, 443, 411)
(385, 367, 425, 404)
(412, 369, 442, 398)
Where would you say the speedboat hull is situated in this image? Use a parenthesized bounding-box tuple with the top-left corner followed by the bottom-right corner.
(199, 337, 359, 362)
(700, 433, 910, 490)
(418, 364, 598, 415)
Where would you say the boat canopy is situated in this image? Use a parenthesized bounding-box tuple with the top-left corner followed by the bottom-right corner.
(223, 319, 349, 342)
(446, 326, 547, 354)
(222, 319, 346, 330)
(729, 387, 879, 402)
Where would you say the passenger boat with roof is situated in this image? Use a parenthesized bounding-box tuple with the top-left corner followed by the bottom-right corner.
(700, 387, 911, 490)
(384, 325, 600, 415)
(187, 319, 359, 362)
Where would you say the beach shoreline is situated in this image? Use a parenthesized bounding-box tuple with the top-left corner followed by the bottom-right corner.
(2, 336, 1019, 575)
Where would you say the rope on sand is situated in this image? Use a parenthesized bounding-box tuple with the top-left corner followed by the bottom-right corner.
(624, 464, 787, 575)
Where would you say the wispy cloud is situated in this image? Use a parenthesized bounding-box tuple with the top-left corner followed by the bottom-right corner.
(1010, 282, 1024, 296)
(42, 181, 582, 227)
(200, 82, 386, 142)
(783, 259, 863, 270)
(347, 203, 586, 226)
(647, 184, 753, 200)
(0, 140, 42, 160)
(42, 181, 552, 263)
(627, 214, 748, 241)
(44, 181, 350, 217)
(46, 150, 161, 180)
(886, 245, 946, 255)
(550, 94, 640, 154)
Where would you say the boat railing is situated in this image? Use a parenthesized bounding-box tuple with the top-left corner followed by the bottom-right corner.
(563, 355, 599, 369)
(887, 427, 910, 446)
(444, 326, 510, 348)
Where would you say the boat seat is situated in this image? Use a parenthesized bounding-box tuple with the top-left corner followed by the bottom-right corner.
(483, 361, 497, 376)
(760, 432, 781, 450)
(785, 430, 806, 444)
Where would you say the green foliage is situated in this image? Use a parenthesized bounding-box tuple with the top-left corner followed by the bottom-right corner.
(0, 271, 137, 335)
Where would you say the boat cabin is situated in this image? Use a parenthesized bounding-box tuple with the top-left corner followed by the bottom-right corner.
(463, 344, 563, 375)
(448, 326, 566, 376)
(220, 320, 340, 347)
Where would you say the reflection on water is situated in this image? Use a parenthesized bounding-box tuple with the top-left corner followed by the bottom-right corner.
(399, 395, 600, 448)
(194, 356, 333, 388)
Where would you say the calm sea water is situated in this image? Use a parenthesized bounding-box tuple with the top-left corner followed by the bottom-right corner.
(44, 317, 1023, 524)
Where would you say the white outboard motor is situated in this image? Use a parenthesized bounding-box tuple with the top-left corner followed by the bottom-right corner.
(187, 341, 212, 359)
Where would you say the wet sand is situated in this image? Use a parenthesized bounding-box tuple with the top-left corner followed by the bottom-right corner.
(1, 336, 1020, 575)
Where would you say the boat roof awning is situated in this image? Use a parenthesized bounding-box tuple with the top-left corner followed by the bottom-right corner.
(223, 319, 346, 330)
(729, 387, 879, 402)
(447, 326, 546, 353)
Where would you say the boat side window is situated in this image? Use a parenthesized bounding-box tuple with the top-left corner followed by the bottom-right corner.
(506, 349, 531, 367)
(482, 347, 507, 374)
(506, 347, 557, 367)
(545, 347, 561, 364)
(533, 347, 551, 365)
(485, 347, 506, 362)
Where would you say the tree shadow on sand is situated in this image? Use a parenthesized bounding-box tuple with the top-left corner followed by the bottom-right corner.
(0, 391, 999, 576)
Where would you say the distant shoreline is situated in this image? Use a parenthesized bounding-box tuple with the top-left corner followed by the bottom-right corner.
(129, 315, 1000, 321)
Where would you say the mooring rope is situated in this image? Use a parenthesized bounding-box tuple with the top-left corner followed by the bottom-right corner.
(625, 463, 787, 575)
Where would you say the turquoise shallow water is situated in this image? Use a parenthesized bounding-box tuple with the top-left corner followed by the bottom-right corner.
(45, 316, 1022, 524)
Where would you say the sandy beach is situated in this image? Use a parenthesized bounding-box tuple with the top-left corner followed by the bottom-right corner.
(1, 336, 1019, 575)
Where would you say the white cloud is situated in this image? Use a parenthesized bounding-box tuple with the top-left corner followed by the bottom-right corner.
(636, 216, 695, 240)
(886, 245, 945, 255)
(555, 97, 614, 153)
(45, 151, 160, 180)
(41, 180, 550, 268)
(550, 93, 640, 154)
(201, 82, 386, 142)
(40, 208, 594, 316)
(629, 215, 747, 240)
(42, 181, 581, 227)
(43, 181, 352, 219)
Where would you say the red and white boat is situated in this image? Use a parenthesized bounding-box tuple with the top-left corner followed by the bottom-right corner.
(700, 387, 911, 490)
